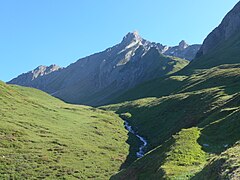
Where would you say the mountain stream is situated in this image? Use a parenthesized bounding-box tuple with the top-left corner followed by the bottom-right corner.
(124, 121, 147, 158)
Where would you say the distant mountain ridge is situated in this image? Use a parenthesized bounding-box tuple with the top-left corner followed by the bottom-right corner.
(162, 40, 201, 60)
(8, 32, 200, 106)
(11, 64, 62, 85)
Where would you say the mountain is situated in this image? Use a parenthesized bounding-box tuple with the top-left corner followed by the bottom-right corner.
(115, 2, 240, 103)
(9, 64, 62, 89)
(8, 32, 199, 106)
(2, 1, 240, 180)
(0, 81, 129, 179)
(164, 40, 201, 60)
(100, 2, 240, 179)
(183, 1, 240, 71)
(196, 1, 240, 57)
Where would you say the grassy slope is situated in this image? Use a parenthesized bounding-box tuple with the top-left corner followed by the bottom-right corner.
(192, 141, 240, 180)
(102, 64, 240, 179)
(104, 64, 240, 149)
(0, 82, 129, 179)
(111, 128, 207, 180)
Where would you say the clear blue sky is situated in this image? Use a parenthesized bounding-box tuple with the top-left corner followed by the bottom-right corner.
(0, 0, 239, 82)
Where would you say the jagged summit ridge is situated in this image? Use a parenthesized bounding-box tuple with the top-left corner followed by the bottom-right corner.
(8, 32, 200, 105)
(120, 31, 200, 60)
(9, 64, 62, 86)
(122, 31, 142, 44)
(179, 40, 189, 50)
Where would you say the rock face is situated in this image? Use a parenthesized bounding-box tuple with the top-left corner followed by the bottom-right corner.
(9, 65, 62, 88)
(196, 1, 240, 57)
(8, 32, 199, 106)
(163, 40, 201, 60)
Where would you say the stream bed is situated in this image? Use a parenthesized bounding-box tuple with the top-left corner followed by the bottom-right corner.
(124, 121, 147, 158)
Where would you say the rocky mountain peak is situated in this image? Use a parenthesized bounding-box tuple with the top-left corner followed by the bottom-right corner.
(35, 65, 46, 70)
(8, 31, 201, 105)
(179, 40, 188, 50)
(121, 31, 142, 44)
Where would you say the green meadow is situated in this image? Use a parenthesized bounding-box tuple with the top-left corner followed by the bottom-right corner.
(0, 81, 129, 179)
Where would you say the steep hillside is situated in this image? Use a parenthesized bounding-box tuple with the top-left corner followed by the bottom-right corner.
(111, 128, 207, 179)
(193, 141, 240, 180)
(0, 81, 129, 179)
(8, 32, 198, 106)
(104, 64, 240, 148)
(103, 64, 240, 179)
(190, 1, 240, 69)
(196, 1, 240, 57)
(188, 31, 240, 70)
(115, 63, 240, 103)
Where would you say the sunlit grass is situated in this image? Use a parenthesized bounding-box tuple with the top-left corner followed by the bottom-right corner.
(0, 82, 129, 179)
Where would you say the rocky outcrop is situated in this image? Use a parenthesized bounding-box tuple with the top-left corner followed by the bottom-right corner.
(196, 1, 240, 57)
(8, 32, 197, 106)
(163, 40, 201, 60)
(9, 65, 62, 87)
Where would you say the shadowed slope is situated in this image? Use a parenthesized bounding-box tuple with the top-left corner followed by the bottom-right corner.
(103, 64, 240, 179)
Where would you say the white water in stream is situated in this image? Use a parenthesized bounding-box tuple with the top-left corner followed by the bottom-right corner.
(124, 121, 148, 158)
